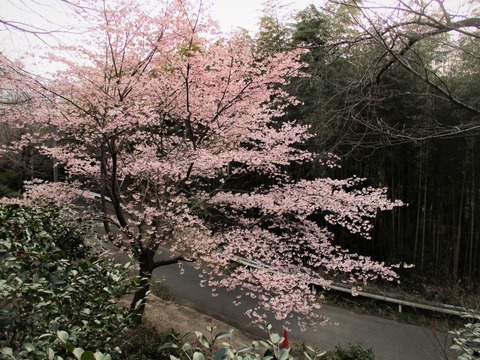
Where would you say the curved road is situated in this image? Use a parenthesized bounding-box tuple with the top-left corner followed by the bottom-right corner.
(152, 253, 457, 360)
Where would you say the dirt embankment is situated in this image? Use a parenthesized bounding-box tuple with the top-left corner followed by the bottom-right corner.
(142, 294, 257, 348)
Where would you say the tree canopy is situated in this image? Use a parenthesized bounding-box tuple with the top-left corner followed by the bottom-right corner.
(0, 0, 409, 329)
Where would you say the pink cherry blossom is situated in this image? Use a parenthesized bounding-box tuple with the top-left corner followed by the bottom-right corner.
(0, 0, 410, 327)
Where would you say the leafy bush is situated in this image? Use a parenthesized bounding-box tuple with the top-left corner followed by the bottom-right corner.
(160, 323, 326, 360)
(0, 204, 138, 359)
(114, 325, 180, 360)
(325, 343, 375, 360)
(451, 312, 480, 360)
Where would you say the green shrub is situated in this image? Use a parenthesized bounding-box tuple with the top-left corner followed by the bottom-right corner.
(160, 323, 326, 360)
(451, 312, 480, 359)
(0, 203, 138, 359)
(115, 325, 180, 360)
(325, 343, 375, 360)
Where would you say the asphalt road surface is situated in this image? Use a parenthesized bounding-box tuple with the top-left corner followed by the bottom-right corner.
(153, 252, 457, 360)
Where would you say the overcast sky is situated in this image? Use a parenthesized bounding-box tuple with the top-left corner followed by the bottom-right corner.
(1, 0, 470, 66)
(0, 0, 316, 60)
(211, 0, 316, 33)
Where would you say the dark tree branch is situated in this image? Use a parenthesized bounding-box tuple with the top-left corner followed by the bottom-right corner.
(153, 255, 195, 269)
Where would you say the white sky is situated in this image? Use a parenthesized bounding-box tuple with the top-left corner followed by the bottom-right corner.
(0, 0, 316, 60)
(210, 0, 316, 33)
(0, 0, 473, 70)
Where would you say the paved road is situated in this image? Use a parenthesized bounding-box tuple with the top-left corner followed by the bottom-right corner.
(152, 252, 457, 360)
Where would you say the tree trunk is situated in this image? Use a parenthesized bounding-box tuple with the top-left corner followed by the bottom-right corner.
(453, 154, 467, 280)
(130, 263, 152, 324)
(129, 248, 190, 323)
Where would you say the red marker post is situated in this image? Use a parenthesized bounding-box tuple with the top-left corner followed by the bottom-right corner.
(281, 329, 289, 348)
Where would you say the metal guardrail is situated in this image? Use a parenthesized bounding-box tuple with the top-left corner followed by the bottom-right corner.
(24, 185, 112, 202)
(327, 283, 469, 316)
(232, 255, 473, 317)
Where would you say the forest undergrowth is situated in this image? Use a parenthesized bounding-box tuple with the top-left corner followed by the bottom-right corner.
(323, 276, 480, 333)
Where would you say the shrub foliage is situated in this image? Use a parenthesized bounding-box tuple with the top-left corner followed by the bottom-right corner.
(0, 204, 137, 359)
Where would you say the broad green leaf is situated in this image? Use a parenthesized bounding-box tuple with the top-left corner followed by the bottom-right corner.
(80, 350, 95, 360)
(61, 342, 75, 353)
(195, 331, 212, 349)
(219, 342, 233, 350)
(270, 334, 280, 344)
(182, 343, 192, 352)
(57, 330, 69, 343)
(159, 343, 179, 350)
(94, 352, 111, 360)
(214, 331, 234, 342)
(23, 343, 35, 352)
(259, 340, 271, 349)
(0, 347, 13, 357)
(236, 346, 253, 354)
(278, 348, 290, 360)
(193, 351, 206, 360)
(213, 347, 232, 360)
(73, 348, 84, 359)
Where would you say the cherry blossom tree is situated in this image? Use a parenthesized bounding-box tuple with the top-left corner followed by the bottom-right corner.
(0, 0, 408, 328)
